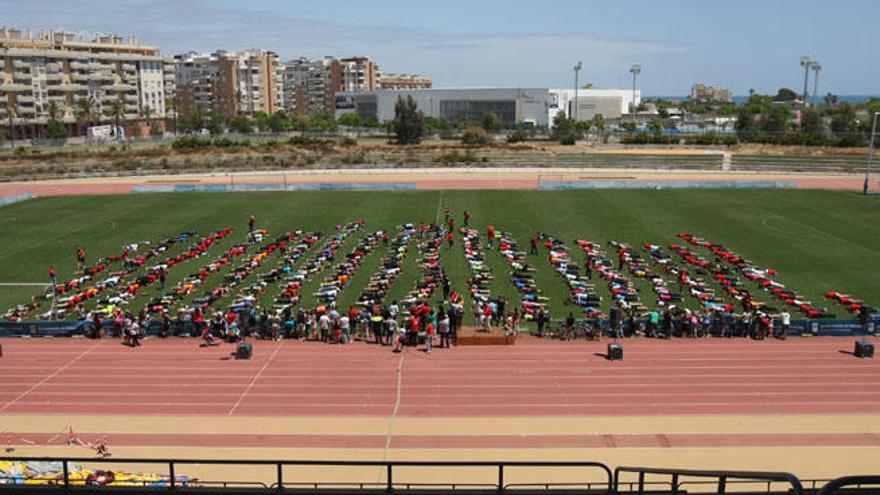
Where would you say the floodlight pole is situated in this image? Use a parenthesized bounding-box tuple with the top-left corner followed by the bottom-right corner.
(629, 64, 641, 122)
(811, 63, 821, 106)
(573, 62, 582, 121)
(800, 56, 813, 108)
(865, 112, 879, 195)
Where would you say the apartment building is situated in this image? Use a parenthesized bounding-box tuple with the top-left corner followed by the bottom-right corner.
(281, 56, 380, 115)
(690, 83, 733, 104)
(0, 27, 175, 139)
(176, 49, 281, 119)
(377, 74, 433, 90)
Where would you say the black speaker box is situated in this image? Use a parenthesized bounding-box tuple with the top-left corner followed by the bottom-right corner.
(235, 342, 253, 360)
(607, 343, 623, 361)
(854, 341, 874, 358)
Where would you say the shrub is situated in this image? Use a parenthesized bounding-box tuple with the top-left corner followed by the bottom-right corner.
(339, 136, 358, 147)
(559, 135, 577, 146)
(507, 130, 528, 143)
(287, 136, 334, 146)
(461, 126, 491, 145)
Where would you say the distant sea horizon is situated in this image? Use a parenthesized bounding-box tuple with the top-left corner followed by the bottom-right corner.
(648, 95, 877, 104)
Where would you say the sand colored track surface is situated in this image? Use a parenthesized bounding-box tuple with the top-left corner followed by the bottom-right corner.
(2, 336, 879, 484)
(0, 168, 874, 197)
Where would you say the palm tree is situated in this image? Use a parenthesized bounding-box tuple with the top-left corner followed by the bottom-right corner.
(165, 95, 179, 135)
(234, 89, 244, 116)
(142, 104, 153, 128)
(110, 99, 124, 133)
(47, 101, 60, 122)
(75, 96, 95, 137)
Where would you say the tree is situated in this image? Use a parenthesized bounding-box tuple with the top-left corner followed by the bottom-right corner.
(647, 119, 663, 135)
(142, 104, 153, 129)
(391, 95, 425, 145)
(234, 89, 244, 115)
(830, 104, 858, 136)
(424, 116, 449, 131)
(760, 104, 790, 133)
(166, 95, 179, 135)
(773, 87, 799, 102)
(461, 126, 491, 145)
(481, 112, 503, 132)
(268, 111, 287, 133)
(591, 114, 606, 132)
(801, 108, 825, 137)
(619, 121, 637, 134)
(252, 111, 271, 132)
(824, 92, 838, 106)
(207, 114, 224, 136)
(337, 112, 363, 127)
(110, 98, 125, 133)
(552, 112, 576, 141)
(75, 96, 96, 135)
(45, 119, 69, 140)
(229, 114, 253, 134)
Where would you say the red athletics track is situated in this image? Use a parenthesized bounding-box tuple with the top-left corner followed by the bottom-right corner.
(1, 336, 878, 417)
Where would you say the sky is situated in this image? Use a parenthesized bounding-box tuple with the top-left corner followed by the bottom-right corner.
(2, 0, 877, 95)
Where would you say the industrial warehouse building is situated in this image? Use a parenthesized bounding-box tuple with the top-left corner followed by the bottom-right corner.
(335, 87, 641, 128)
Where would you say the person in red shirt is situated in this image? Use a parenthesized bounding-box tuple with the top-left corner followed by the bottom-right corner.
(76, 247, 86, 272)
(48, 265, 57, 289)
(424, 320, 435, 354)
(419, 223, 425, 239)
(487, 225, 495, 249)
(463, 210, 470, 227)
(446, 230, 454, 248)
(530, 236, 538, 255)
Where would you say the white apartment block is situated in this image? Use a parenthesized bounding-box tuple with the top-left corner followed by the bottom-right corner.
(0, 27, 175, 138)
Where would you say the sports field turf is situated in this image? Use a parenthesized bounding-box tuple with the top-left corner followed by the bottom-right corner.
(0, 189, 878, 322)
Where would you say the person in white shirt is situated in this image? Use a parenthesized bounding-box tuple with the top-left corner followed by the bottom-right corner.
(779, 311, 790, 340)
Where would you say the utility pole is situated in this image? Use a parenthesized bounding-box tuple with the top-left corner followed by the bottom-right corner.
(629, 64, 641, 121)
(573, 62, 582, 121)
(866, 112, 879, 195)
(800, 56, 813, 107)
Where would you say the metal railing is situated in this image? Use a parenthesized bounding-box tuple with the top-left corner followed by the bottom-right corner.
(613, 466, 805, 495)
(816, 476, 880, 495)
(0, 457, 613, 493)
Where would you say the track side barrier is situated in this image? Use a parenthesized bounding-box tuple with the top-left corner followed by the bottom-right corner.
(613, 466, 804, 495)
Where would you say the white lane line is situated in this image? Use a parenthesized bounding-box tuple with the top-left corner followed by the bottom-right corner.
(0, 340, 104, 412)
(226, 341, 283, 415)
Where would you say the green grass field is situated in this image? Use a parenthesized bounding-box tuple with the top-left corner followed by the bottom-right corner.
(1, 190, 878, 324)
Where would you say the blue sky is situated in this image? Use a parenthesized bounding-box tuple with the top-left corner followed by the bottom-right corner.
(3, 0, 877, 95)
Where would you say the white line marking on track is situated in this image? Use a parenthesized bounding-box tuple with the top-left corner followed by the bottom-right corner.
(226, 341, 283, 415)
(0, 340, 103, 412)
(378, 353, 405, 482)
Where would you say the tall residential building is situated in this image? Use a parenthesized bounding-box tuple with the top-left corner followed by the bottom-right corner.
(377, 74, 433, 90)
(0, 27, 175, 138)
(175, 49, 282, 119)
(690, 83, 733, 104)
(281, 56, 380, 115)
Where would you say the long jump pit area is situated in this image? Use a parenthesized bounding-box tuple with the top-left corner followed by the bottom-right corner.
(1, 335, 879, 488)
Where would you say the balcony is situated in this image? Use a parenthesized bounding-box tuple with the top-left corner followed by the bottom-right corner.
(69, 62, 88, 70)
(70, 72, 89, 82)
(102, 83, 136, 92)
(124, 94, 139, 102)
(121, 63, 136, 71)
(0, 83, 30, 92)
(45, 63, 62, 71)
(52, 84, 88, 92)
(17, 95, 35, 103)
(13, 71, 32, 80)
(45, 73, 63, 81)
(16, 106, 36, 114)
(12, 59, 31, 69)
